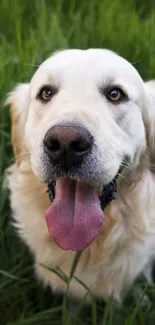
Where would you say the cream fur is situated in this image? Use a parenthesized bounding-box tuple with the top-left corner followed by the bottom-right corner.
(5, 49, 155, 302)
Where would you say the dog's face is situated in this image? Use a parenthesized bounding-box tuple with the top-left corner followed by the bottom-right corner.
(8, 49, 149, 251)
(25, 49, 146, 184)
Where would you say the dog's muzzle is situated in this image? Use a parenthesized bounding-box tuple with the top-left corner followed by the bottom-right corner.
(44, 123, 123, 252)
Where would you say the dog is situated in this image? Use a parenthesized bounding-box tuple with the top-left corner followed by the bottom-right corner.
(5, 49, 155, 303)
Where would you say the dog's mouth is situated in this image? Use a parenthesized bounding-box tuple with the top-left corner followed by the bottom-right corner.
(45, 171, 120, 252)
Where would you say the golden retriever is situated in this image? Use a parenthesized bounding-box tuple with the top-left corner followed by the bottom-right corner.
(5, 49, 155, 302)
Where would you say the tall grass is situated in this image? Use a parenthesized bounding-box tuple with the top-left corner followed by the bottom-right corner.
(1, 0, 155, 324)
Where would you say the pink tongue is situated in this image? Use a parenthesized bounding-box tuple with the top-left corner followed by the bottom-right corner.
(45, 178, 103, 251)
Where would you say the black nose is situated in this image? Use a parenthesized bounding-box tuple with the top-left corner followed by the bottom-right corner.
(44, 124, 93, 170)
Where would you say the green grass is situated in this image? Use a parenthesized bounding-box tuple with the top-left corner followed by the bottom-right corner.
(1, 0, 155, 324)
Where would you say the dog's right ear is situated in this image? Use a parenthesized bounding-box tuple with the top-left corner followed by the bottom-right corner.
(5, 84, 30, 166)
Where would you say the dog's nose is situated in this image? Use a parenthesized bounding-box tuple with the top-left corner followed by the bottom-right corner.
(44, 124, 93, 169)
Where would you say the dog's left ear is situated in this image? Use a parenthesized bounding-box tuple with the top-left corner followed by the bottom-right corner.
(143, 81, 155, 171)
(5, 84, 30, 166)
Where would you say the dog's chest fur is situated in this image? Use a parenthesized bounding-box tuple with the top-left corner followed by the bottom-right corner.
(7, 163, 155, 301)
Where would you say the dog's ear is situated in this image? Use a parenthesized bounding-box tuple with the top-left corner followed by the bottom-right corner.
(143, 81, 155, 172)
(5, 84, 30, 166)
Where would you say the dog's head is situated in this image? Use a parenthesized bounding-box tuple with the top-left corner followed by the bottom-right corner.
(6, 49, 155, 251)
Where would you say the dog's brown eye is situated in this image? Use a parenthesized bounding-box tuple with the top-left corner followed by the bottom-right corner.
(107, 88, 125, 102)
(37, 86, 57, 102)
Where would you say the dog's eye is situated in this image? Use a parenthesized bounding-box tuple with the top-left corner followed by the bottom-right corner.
(106, 88, 126, 103)
(37, 86, 57, 102)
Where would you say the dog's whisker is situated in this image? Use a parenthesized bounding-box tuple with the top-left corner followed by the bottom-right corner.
(24, 63, 40, 67)
(9, 152, 30, 164)
(131, 59, 141, 65)
(120, 163, 131, 171)
(117, 172, 128, 183)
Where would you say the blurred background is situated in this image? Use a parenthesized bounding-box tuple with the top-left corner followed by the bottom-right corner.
(1, 0, 155, 324)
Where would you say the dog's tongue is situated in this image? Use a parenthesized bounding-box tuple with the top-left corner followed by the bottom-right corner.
(45, 178, 103, 251)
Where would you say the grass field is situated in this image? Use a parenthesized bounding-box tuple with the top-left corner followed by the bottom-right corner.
(1, 0, 155, 324)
